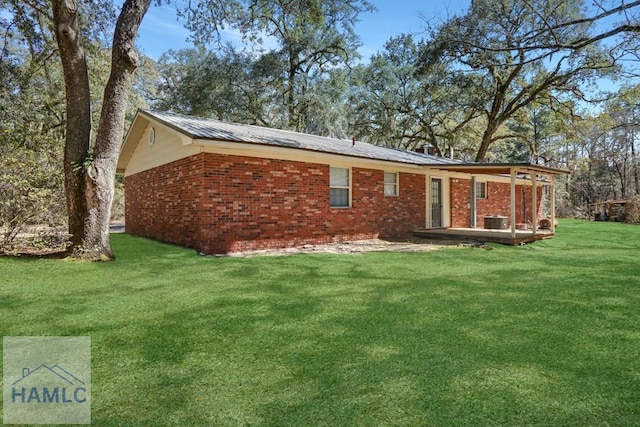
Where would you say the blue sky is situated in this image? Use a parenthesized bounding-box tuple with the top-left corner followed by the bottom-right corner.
(136, 1, 471, 60)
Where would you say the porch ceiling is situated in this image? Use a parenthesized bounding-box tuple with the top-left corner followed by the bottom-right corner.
(428, 162, 569, 176)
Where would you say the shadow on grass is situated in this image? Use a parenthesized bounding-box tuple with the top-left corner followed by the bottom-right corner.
(88, 251, 640, 425)
(2, 223, 639, 425)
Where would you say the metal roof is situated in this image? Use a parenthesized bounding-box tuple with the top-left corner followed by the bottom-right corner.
(122, 110, 568, 176)
(140, 109, 466, 166)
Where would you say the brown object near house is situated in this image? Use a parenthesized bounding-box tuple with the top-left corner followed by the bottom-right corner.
(590, 199, 631, 222)
(539, 218, 552, 229)
(117, 110, 570, 254)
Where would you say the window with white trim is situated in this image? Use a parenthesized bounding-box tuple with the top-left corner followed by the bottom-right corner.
(476, 181, 487, 199)
(384, 172, 398, 196)
(330, 167, 350, 207)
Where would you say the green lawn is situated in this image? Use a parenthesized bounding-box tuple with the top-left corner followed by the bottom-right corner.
(1, 219, 639, 426)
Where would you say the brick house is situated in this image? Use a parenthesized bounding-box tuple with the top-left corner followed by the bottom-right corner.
(117, 110, 568, 254)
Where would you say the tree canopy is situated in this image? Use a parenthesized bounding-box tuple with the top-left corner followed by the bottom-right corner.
(426, 0, 635, 162)
(181, 0, 375, 131)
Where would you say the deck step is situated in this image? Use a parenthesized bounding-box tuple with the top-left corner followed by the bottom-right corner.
(413, 228, 553, 246)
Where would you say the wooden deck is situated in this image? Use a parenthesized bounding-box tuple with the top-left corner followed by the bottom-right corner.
(413, 227, 554, 245)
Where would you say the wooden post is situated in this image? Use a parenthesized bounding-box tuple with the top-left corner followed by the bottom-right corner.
(531, 171, 537, 236)
(510, 168, 517, 239)
(471, 176, 477, 228)
(425, 173, 430, 229)
(550, 175, 556, 234)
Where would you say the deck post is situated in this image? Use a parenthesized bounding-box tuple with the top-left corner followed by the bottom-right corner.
(425, 173, 431, 228)
(510, 168, 517, 239)
(550, 175, 556, 235)
(471, 176, 477, 228)
(531, 171, 538, 236)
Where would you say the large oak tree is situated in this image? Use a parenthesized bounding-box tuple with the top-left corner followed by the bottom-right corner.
(51, 0, 151, 260)
(428, 0, 640, 162)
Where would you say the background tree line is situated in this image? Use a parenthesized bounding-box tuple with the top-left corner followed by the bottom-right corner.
(1, 0, 640, 255)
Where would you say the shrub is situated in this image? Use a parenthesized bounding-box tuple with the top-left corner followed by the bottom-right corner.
(0, 151, 67, 253)
(623, 196, 640, 225)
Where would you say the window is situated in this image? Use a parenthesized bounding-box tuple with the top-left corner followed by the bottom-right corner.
(384, 172, 398, 196)
(476, 181, 487, 199)
(330, 167, 350, 207)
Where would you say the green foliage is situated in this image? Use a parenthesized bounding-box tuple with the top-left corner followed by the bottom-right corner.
(155, 46, 282, 125)
(623, 195, 640, 224)
(0, 151, 66, 252)
(349, 34, 482, 155)
(72, 155, 95, 173)
(496, 103, 570, 163)
(0, 3, 69, 252)
(154, 40, 357, 134)
(178, 0, 375, 131)
(561, 84, 640, 212)
(428, 0, 626, 161)
(1, 220, 640, 424)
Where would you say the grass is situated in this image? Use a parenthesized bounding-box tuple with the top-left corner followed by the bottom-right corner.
(1, 219, 639, 426)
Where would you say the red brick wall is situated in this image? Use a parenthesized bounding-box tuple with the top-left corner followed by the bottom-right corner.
(450, 179, 544, 228)
(450, 178, 471, 228)
(125, 153, 426, 254)
(125, 155, 207, 250)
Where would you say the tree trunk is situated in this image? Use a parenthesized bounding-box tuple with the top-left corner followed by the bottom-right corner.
(53, 0, 151, 261)
(475, 124, 498, 163)
(287, 53, 298, 131)
(52, 0, 92, 253)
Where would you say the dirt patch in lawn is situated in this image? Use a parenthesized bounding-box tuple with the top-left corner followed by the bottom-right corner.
(224, 237, 464, 258)
(2, 223, 480, 259)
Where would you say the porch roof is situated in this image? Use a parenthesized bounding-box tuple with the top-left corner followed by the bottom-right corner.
(428, 162, 569, 176)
